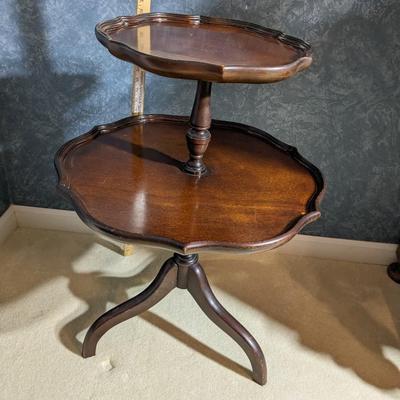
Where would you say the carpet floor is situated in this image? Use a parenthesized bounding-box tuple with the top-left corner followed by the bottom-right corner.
(0, 228, 399, 399)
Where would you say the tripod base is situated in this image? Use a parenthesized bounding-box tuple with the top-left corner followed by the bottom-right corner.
(82, 253, 267, 385)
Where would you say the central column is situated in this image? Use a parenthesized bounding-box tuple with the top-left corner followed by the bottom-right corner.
(183, 80, 212, 176)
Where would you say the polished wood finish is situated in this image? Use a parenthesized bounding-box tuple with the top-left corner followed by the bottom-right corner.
(82, 257, 178, 358)
(82, 253, 267, 385)
(184, 255, 267, 385)
(96, 13, 312, 83)
(56, 11, 323, 385)
(55, 114, 324, 254)
(183, 81, 212, 175)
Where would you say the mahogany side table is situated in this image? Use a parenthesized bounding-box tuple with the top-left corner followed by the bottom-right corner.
(55, 13, 325, 385)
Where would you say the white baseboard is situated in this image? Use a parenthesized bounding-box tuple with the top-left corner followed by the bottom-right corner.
(13, 205, 92, 234)
(0, 205, 18, 246)
(275, 234, 397, 266)
(1, 205, 397, 266)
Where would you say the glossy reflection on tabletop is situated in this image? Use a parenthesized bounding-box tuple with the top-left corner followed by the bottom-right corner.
(58, 117, 321, 252)
(113, 21, 301, 67)
(96, 13, 312, 83)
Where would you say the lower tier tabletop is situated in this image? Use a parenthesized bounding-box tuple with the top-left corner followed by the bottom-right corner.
(55, 115, 324, 253)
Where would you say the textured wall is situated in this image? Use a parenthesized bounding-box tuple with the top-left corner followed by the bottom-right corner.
(0, 0, 399, 242)
(0, 0, 134, 210)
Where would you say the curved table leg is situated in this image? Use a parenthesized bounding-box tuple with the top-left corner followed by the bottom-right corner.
(186, 259, 267, 385)
(82, 258, 178, 358)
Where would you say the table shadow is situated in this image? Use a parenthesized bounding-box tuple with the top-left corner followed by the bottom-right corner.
(204, 254, 400, 390)
(1, 229, 399, 389)
(54, 241, 251, 381)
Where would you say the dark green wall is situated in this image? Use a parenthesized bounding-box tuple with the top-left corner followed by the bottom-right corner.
(0, 0, 399, 242)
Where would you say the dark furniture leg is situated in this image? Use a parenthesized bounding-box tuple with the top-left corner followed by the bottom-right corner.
(82, 258, 178, 357)
(388, 262, 400, 283)
(82, 253, 267, 385)
(179, 254, 267, 385)
(388, 263, 400, 283)
(387, 248, 400, 283)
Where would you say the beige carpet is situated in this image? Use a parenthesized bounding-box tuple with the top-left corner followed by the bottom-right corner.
(0, 228, 399, 399)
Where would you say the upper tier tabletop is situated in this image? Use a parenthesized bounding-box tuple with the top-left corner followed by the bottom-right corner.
(55, 115, 324, 254)
(96, 13, 312, 83)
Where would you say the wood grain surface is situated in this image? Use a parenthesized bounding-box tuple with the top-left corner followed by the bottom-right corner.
(96, 13, 312, 83)
(55, 115, 324, 253)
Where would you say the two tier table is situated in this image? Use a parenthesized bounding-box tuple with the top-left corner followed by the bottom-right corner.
(55, 13, 324, 385)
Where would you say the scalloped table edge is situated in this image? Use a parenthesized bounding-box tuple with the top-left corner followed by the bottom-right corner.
(55, 114, 325, 254)
(95, 12, 313, 83)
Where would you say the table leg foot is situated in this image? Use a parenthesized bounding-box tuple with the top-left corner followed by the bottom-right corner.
(82, 253, 266, 385)
(82, 258, 178, 358)
(180, 255, 267, 385)
(388, 262, 400, 283)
